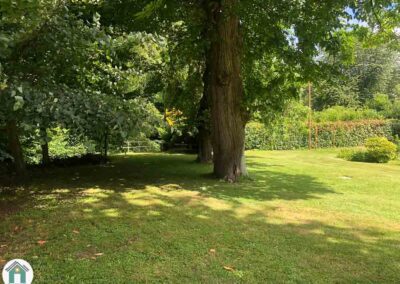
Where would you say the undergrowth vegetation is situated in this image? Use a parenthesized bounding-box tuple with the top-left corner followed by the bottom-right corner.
(338, 137, 398, 163)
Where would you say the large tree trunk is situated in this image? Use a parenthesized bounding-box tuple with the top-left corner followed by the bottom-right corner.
(40, 128, 50, 165)
(208, 0, 246, 181)
(6, 119, 26, 176)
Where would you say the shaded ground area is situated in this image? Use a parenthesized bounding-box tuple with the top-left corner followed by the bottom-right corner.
(0, 150, 399, 283)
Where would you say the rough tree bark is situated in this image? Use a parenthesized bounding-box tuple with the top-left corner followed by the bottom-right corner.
(208, 0, 246, 181)
(6, 119, 26, 176)
(40, 128, 50, 165)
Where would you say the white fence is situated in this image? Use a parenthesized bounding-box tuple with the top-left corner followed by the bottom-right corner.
(122, 141, 154, 153)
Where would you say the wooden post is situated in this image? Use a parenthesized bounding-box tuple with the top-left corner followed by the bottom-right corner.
(308, 82, 312, 149)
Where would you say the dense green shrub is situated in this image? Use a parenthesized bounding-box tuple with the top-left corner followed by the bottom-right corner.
(312, 120, 393, 148)
(21, 128, 95, 164)
(48, 128, 91, 158)
(366, 94, 393, 113)
(338, 137, 397, 163)
(337, 148, 368, 162)
(245, 100, 396, 151)
(246, 119, 395, 150)
(364, 137, 397, 163)
(394, 136, 400, 154)
(387, 100, 400, 119)
(246, 102, 308, 150)
(245, 121, 308, 150)
(391, 121, 400, 137)
(314, 106, 382, 122)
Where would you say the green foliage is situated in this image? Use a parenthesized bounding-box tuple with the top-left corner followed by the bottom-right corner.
(365, 137, 397, 163)
(0, 3, 165, 165)
(313, 44, 400, 111)
(367, 93, 393, 112)
(246, 99, 396, 150)
(314, 106, 382, 122)
(246, 116, 395, 150)
(339, 137, 398, 163)
(47, 128, 92, 159)
(312, 120, 393, 148)
(337, 148, 368, 162)
(246, 102, 308, 150)
(387, 100, 400, 119)
(21, 128, 95, 164)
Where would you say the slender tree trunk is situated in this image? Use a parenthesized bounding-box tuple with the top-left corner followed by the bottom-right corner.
(197, 50, 213, 163)
(208, 0, 246, 181)
(197, 127, 213, 163)
(6, 119, 26, 176)
(103, 131, 109, 158)
(40, 128, 50, 165)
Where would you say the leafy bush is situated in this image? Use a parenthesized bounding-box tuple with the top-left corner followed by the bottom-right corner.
(48, 128, 89, 158)
(337, 148, 368, 162)
(21, 128, 95, 164)
(387, 100, 400, 119)
(245, 101, 308, 150)
(338, 137, 397, 163)
(367, 94, 392, 113)
(394, 136, 400, 154)
(313, 120, 393, 148)
(314, 106, 382, 122)
(246, 119, 395, 150)
(245, 100, 396, 151)
(364, 137, 397, 163)
(245, 122, 269, 150)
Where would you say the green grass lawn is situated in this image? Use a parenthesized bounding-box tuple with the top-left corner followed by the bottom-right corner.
(1, 150, 399, 283)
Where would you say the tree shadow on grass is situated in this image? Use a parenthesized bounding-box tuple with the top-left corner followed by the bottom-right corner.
(0, 154, 399, 282)
(9, 153, 336, 203)
(1, 182, 399, 282)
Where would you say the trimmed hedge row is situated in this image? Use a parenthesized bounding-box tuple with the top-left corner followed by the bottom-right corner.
(245, 119, 398, 150)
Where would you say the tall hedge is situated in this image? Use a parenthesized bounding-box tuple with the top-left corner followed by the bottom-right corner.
(246, 119, 397, 150)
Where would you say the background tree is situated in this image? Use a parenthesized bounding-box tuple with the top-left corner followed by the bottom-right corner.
(87, 0, 400, 181)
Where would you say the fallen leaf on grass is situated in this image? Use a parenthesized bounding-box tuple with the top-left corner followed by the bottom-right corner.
(72, 230, 80, 234)
(0, 244, 7, 248)
(94, 253, 103, 256)
(37, 240, 47, 245)
(223, 265, 235, 272)
(209, 248, 216, 254)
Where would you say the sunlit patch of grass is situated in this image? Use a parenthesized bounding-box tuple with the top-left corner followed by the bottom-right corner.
(0, 150, 399, 283)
